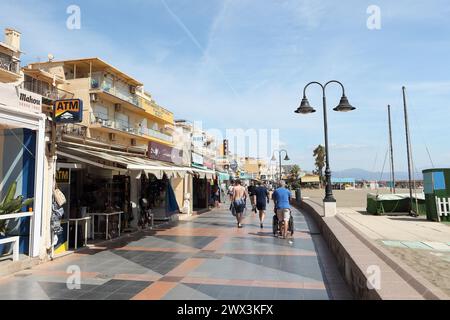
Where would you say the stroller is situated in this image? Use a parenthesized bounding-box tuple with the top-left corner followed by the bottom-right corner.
(272, 209, 294, 237)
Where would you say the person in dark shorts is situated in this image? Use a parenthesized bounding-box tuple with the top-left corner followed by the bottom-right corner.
(232, 180, 248, 228)
(247, 182, 257, 213)
(254, 181, 270, 228)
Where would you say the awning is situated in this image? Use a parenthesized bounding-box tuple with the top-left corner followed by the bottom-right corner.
(57, 146, 193, 179)
(190, 167, 216, 179)
(301, 175, 320, 183)
(217, 172, 230, 181)
(331, 177, 355, 184)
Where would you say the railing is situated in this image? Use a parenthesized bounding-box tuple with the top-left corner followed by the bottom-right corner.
(0, 53, 19, 74)
(22, 81, 74, 101)
(90, 113, 172, 142)
(90, 74, 140, 107)
(144, 127, 173, 143)
(0, 56, 19, 74)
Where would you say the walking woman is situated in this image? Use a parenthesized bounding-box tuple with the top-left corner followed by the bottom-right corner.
(232, 180, 248, 228)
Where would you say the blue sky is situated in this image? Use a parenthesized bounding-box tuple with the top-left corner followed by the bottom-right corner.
(2, 0, 450, 172)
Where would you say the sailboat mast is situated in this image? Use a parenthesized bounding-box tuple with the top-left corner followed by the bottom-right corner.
(388, 105, 396, 193)
(402, 86, 414, 216)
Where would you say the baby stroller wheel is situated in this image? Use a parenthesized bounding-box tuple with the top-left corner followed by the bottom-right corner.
(288, 215, 294, 236)
(272, 215, 279, 236)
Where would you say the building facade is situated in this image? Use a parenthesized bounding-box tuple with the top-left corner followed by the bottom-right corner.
(0, 28, 49, 260)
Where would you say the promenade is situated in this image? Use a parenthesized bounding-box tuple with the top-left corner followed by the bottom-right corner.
(0, 204, 352, 300)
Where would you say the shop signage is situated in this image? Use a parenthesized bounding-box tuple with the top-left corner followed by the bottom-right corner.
(192, 152, 203, 165)
(54, 99, 83, 123)
(223, 139, 229, 155)
(149, 141, 183, 165)
(140, 98, 174, 123)
(56, 168, 70, 184)
(192, 133, 205, 148)
(18, 88, 42, 114)
(230, 160, 238, 171)
(203, 158, 214, 169)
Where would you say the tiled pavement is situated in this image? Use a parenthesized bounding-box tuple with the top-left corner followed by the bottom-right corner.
(0, 204, 352, 300)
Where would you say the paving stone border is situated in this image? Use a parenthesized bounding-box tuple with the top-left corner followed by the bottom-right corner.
(335, 214, 448, 300)
(296, 199, 448, 300)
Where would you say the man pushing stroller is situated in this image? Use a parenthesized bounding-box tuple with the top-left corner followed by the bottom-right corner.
(272, 180, 292, 239)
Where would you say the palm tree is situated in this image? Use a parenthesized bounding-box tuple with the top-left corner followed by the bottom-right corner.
(289, 165, 300, 180)
(313, 145, 325, 188)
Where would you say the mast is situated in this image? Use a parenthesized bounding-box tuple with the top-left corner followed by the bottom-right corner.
(402, 87, 415, 216)
(387, 105, 396, 193)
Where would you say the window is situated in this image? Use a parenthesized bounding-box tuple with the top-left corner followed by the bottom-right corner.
(94, 105, 108, 120)
(140, 118, 148, 135)
(115, 112, 129, 131)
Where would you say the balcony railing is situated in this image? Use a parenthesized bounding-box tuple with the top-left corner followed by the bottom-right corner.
(0, 56, 19, 74)
(90, 74, 140, 107)
(90, 113, 173, 143)
(145, 127, 173, 143)
(22, 81, 74, 101)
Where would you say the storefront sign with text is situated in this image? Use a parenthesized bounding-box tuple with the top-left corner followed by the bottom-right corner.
(54, 99, 83, 123)
(148, 141, 183, 165)
(18, 88, 42, 114)
(56, 168, 70, 184)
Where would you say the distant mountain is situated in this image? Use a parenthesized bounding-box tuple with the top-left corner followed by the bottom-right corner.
(332, 168, 422, 181)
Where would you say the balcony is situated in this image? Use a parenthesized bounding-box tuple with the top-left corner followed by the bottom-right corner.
(90, 73, 140, 108)
(145, 127, 173, 143)
(90, 113, 173, 144)
(0, 55, 20, 82)
(22, 81, 74, 103)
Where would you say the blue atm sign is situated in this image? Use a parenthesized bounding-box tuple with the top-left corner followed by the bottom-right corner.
(54, 99, 83, 123)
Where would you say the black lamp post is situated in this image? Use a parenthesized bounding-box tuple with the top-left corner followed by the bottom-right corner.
(271, 149, 290, 183)
(295, 80, 355, 203)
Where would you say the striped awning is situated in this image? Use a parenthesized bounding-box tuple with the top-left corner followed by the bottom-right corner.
(57, 146, 192, 179)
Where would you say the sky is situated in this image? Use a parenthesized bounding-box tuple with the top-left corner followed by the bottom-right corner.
(1, 0, 450, 172)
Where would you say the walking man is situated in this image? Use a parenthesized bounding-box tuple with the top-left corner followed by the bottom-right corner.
(248, 182, 257, 213)
(232, 180, 248, 228)
(272, 180, 291, 239)
(255, 181, 270, 228)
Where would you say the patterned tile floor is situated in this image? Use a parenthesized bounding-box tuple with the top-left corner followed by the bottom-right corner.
(0, 204, 352, 300)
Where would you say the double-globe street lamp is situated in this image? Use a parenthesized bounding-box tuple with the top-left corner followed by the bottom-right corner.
(271, 149, 290, 184)
(294, 80, 355, 216)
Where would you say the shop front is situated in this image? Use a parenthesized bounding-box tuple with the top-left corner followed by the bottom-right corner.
(191, 153, 216, 211)
(0, 83, 47, 260)
(217, 172, 231, 201)
(148, 141, 186, 220)
(53, 143, 193, 251)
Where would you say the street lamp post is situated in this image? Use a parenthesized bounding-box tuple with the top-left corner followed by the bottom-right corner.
(295, 80, 355, 216)
(271, 149, 290, 184)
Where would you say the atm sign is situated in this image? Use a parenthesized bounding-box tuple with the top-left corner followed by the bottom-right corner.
(54, 99, 83, 123)
(56, 168, 70, 184)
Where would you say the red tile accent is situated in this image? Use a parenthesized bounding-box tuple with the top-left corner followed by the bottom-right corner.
(116, 246, 199, 253)
(166, 258, 205, 277)
(132, 281, 178, 300)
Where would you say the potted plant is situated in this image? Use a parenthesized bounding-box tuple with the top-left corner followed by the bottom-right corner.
(0, 181, 34, 255)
